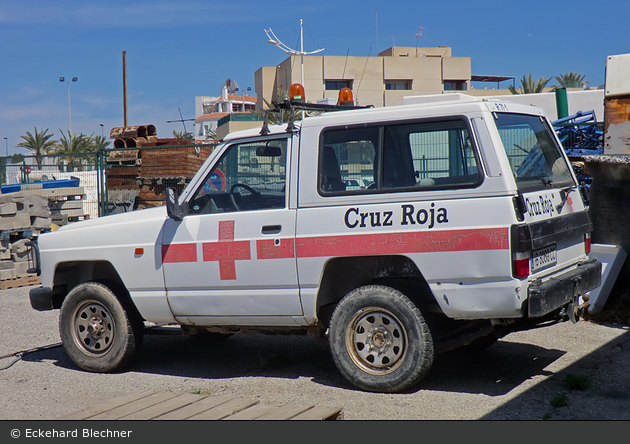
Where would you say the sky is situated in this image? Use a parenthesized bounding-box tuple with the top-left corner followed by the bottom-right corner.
(1, 0, 628, 156)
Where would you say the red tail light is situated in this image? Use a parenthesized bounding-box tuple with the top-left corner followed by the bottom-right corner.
(510, 224, 532, 280)
(585, 232, 591, 254)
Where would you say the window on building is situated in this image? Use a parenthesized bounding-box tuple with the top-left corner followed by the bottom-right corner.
(385, 80, 412, 90)
(319, 119, 481, 195)
(443, 81, 467, 91)
(325, 80, 353, 91)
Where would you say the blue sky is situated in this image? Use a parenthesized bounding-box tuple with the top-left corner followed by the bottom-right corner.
(1, 0, 628, 155)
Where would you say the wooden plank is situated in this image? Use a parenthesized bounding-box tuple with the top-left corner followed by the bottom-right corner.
(187, 398, 260, 421)
(89, 391, 180, 420)
(290, 406, 344, 421)
(1, 275, 40, 290)
(120, 393, 206, 420)
(56, 390, 158, 420)
(253, 403, 316, 421)
(222, 403, 283, 421)
(153, 395, 233, 420)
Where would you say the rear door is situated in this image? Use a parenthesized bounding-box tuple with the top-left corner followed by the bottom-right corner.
(494, 112, 590, 277)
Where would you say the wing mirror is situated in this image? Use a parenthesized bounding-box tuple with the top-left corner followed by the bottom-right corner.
(166, 187, 188, 221)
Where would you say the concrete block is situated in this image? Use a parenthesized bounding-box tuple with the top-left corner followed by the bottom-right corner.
(11, 239, 29, 254)
(24, 194, 48, 207)
(27, 206, 51, 218)
(31, 216, 52, 229)
(0, 213, 31, 231)
(14, 261, 33, 277)
(0, 260, 15, 270)
(0, 268, 17, 280)
(0, 202, 17, 215)
(0, 192, 23, 205)
(12, 251, 30, 262)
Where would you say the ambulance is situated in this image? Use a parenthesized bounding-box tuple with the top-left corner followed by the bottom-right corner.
(28, 86, 601, 393)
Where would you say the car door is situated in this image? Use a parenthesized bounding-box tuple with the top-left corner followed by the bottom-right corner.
(161, 136, 302, 323)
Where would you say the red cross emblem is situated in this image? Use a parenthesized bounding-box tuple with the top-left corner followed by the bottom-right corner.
(202, 220, 251, 280)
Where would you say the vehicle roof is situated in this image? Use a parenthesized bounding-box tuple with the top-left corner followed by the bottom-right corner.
(222, 94, 546, 141)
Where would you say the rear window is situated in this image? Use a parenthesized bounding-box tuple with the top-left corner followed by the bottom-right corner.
(494, 113, 574, 192)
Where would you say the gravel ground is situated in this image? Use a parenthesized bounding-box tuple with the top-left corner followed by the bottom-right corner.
(1, 285, 630, 421)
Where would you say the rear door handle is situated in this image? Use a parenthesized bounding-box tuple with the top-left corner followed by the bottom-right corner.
(261, 225, 282, 235)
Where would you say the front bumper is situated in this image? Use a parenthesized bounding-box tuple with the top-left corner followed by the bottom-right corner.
(30, 286, 53, 311)
(528, 259, 602, 317)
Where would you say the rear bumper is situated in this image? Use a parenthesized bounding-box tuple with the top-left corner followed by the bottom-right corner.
(528, 259, 602, 317)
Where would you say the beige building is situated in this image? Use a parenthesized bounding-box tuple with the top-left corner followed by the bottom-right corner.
(255, 46, 472, 109)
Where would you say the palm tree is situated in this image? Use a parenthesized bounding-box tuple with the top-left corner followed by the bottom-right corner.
(92, 135, 111, 150)
(52, 131, 98, 171)
(555, 72, 588, 89)
(508, 73, 552, 94)
(172, 130, 194, 140)
(16, 127, 57, 170)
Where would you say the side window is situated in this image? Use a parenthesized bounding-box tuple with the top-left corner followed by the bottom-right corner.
(319, 120, 480, 195)
(319, 127, 379, 193)
(189, 138, 287, 213)
(399, 121, 480, 188)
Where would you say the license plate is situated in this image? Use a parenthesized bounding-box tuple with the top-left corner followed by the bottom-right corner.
(531, 244, 557, 273)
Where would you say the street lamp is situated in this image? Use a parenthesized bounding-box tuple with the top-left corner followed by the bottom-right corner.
(3, 137, 7, 157)
(59, 76, 78, 134)
(265, 20, 324, 94)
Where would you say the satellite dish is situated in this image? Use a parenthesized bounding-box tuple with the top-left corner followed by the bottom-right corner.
(223, 79, 239, 94)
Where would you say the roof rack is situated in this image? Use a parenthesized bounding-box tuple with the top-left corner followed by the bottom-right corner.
(259, 84, 373, 135)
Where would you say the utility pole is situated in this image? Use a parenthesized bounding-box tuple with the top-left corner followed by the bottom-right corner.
(123, 51, 128, 127)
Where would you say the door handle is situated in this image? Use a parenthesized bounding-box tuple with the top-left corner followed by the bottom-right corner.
(261, 225, 282, 235)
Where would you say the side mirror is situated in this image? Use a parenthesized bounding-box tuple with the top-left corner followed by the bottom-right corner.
(166, 187, 187, 221)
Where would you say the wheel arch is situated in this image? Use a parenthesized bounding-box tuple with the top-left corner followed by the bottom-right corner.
(315, 255, 440, 328)
(50, 261, 142, 321)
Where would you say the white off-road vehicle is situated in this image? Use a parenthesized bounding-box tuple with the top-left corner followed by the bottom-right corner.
(28, 89, 601, 393)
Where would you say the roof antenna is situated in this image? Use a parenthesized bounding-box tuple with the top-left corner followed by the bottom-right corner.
(356, 47, 372, 105)
(342, 49, 350, 80)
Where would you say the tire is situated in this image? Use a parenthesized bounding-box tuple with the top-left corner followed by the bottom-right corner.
(59, 282, 142, 373)
(328, 285, 434, 393)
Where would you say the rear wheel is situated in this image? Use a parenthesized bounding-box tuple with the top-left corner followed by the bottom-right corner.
(329, 285, 434, 393)
(59, 282, 142, 372)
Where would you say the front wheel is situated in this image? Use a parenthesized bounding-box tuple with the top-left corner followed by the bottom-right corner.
(328, 285, 434, 393)
(59, 282, 142, 373)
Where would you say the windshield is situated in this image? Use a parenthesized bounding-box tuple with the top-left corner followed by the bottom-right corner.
(495, 113, 573, 192)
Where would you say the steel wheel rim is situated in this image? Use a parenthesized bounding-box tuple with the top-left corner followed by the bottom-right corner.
(345, 306, 408, 375)
(71, 299, 116, 356)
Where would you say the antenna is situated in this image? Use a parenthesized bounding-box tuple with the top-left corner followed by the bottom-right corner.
(342, 49, 350, 80)
(356, 47, 372, 105)
(223, 79, 239, 95)
(167, 107, 194, 134)
(415, 25, 424, 57)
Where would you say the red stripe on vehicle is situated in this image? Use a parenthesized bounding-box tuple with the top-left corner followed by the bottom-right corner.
(257, 238, 295, 259)
(296, 228, 509, 258)
(162, 243, 197, 263)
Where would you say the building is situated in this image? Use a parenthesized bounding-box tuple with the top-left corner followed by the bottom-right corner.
(195, 82, 257, 140)
(254, 46, 472, 109)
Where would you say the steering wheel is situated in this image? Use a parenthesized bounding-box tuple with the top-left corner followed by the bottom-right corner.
(229, 183, 262, 211)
